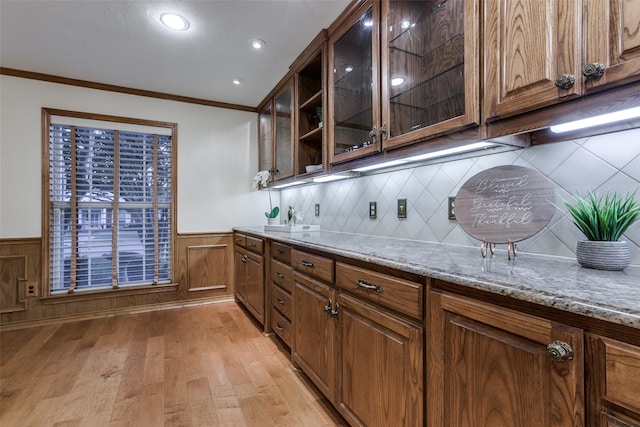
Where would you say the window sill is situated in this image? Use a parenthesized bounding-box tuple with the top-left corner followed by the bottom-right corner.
(40, 283, 179, 304)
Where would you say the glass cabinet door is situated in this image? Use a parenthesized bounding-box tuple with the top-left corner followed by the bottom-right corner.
(329, 3, 381, 164)
(274, 82, 294, 179)
(258, 103, 273, 173)
(382, 0, 480, 149)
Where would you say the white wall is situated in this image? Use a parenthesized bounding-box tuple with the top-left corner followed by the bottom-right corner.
(0, 75, 275, 237)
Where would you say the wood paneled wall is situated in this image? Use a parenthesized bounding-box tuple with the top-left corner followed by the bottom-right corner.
(0, 233, 234, 328)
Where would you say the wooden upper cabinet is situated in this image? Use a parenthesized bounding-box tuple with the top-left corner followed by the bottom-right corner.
(328, 1, 381, 164)
(428, 289, 584, 427)
(584, 0, 640, 94)
(274, 81, 295, 179)
(485, 0, 640, 121)
(381, 0, 481, 149)
(484, 0, 582, 121)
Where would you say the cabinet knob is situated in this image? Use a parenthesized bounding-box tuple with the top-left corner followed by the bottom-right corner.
(583, 62, 606, 80)
(380, 123, 388, 140)
(323, 298, 333, 313)
(546, 340, 574, 362)
(555, 74, 576, 90)
(241, 255, 248, 263)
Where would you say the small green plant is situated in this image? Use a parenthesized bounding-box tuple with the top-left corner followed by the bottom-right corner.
(562, 191, 640, 241)
(265, 206, 279, 219)
(315, 106, 323, 122)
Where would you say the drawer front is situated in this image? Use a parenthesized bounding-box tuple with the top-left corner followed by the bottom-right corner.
(234, 233, 246, 248)
(271, 259, 294, 293)
(271, 283, 292, 319)
(335, 262, 423, 319)
(272, 242, 291, 264)
(292, 250, 334, 283)
(603, 338, 640, 412)
(271, 308, 292, 347)
(245, 235, 264, 254)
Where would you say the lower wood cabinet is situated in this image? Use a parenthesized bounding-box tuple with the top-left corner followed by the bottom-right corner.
(428, 289, 584, 427)
(293, 271, 337, 401)
(337, 292, 423, 427)
(234, 234, 264, 325)
(586, 334, 640, 426)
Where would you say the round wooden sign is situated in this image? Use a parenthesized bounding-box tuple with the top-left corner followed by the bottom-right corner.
(455, 165, 555, 244)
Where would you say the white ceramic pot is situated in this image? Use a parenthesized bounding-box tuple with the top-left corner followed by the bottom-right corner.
(576, 240, 631, 271)
(267, 217, 278, 225)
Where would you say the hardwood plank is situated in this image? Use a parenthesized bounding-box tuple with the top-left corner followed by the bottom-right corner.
(0, 301, 343, 426)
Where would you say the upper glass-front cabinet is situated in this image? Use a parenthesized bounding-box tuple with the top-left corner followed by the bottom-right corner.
(258, 103, 273, 173)
(328, 0, 479, 164)
(328, 3, 381, 164)
(274, 82, 294, 179)
(381, 0, 480, 149)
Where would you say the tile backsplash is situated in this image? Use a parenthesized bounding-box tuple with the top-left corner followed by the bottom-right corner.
(280, 128, 640, 267)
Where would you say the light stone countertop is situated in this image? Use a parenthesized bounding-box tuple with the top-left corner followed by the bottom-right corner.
(234, 226, 640, 329)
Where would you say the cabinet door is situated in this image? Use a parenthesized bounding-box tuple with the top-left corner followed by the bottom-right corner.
(584, 0, 640, 93)
(381, 0, 480, 149)
(258, 103, 273, 173)
(234, 248, 247, 301)
(337, 293, 423, 427)
(244, 251, 264, 324)
(428, 290, 584, 427)
(292, 273, 336, 402)
(274, 81, 295, 179)
(328, 1, 382, 164)
(484, 0, 582, 120)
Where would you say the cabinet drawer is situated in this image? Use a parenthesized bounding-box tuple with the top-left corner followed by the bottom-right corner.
(245, 236, 264, 254)
(234, 233, 246, 248)
(335, 262, 423, 319)
(271, 259, 294, 293)
(272, 242, 291, 264)
(292, 250, 334, 283)
(271, 308, 292, 347)
(271, 283, 292, 319)
(602, 338, 640, 412)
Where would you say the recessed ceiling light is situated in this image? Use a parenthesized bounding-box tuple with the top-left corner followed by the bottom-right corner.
(232, 78, 242, 85)
(249, 39, 265, 49)
(391, 77, 405, 86)
(401, 21, 411, 29)
(364, 19, 374, 27)
(160, 13, 190, 31)
(345, 65, 354, 73)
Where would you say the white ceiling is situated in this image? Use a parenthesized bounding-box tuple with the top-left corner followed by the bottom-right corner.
(0, 0, 351, 108)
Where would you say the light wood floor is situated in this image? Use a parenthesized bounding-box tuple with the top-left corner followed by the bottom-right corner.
(0, 301, 345, 426)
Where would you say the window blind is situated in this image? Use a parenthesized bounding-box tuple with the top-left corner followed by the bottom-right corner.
(49, 122, 173, 293)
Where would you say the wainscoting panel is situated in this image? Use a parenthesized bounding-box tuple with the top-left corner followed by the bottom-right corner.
(186, 244, 230, 291)
(1, 233, 235, 328)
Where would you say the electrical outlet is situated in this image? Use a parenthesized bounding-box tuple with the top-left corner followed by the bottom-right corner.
(369, 201, 377, 219)
(25, 281, 38, 297)
(397, 199, 407, 218)
(315, 204, 320, 217)
(448, 196, 456, 220)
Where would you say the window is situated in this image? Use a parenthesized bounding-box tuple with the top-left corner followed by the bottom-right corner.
(43, 109, 176, 294)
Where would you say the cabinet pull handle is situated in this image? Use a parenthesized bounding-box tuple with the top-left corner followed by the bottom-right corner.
(555, 74, 575, 90)
(368, 127, 377, 143)
(241, 255, 248, 263)
(357, 279, 383, 293)
(546, 340, 574, 362)
(379, 123, 387, 140)
(583, 62, 605, 80)
(301, 260, 315, 268)
(275, 323, 285, 331)
(249, 242, 256, 247)
(275, 272, 285, 279)
(330, 302, 339, 319)
(276, 249, 285, 255)
(276, 297, 285, 305)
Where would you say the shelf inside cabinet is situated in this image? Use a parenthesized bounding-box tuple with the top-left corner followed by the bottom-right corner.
(300, 90, 322, 110)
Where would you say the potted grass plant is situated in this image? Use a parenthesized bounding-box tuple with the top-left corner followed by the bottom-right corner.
(563, 191, 640, 270)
